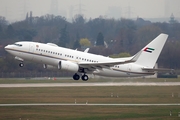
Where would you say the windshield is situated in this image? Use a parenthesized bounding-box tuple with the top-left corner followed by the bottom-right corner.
(13, 43, 22, 47)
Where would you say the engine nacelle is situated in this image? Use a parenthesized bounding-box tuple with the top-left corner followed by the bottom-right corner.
(58, 61, 79, 73)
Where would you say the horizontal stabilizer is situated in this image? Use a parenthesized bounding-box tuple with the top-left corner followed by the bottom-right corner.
(142, 68, 174, 72)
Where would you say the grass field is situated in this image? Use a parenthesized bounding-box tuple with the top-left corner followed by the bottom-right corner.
(0, 78, 180, 119)
(1, 106, 180, 120)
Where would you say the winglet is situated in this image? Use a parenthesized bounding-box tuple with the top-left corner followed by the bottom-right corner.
(84, 48, 89, 53)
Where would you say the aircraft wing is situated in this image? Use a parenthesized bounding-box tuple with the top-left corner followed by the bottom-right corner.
(79, 60, 133, 69)
(78, 51, 142, 71)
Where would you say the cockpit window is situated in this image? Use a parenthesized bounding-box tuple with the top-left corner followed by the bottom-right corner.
(13, 43, 22, 47)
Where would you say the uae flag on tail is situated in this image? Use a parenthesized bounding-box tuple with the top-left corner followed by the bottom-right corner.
(143, 47, 155, 53)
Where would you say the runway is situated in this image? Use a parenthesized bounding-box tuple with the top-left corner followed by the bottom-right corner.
(0, 82, 180, 87)
(0, 103, 179, 106)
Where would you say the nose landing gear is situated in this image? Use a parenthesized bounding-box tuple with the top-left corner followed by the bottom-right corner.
(19, 62, 24, 67)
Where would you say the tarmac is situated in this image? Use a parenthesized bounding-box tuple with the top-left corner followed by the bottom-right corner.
(0, 82, 180, 87)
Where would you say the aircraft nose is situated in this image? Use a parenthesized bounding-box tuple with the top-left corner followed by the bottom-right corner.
(4, 45, 8, 50)
(4, 45, 11, 51)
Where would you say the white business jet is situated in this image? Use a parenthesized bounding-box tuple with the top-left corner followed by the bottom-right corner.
(4, 33, 170, 81)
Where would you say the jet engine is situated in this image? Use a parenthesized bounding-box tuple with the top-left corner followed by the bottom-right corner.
(43, 61, 79, 72)
(58, 61, 79, 73)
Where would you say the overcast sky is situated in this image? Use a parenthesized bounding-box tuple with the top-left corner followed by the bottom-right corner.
(0, 0, 180, 22)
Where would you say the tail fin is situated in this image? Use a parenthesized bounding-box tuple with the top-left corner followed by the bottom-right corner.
(135, 33, 168, 68)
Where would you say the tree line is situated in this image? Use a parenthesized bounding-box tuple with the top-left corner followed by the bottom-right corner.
(0, 13, 180, 73)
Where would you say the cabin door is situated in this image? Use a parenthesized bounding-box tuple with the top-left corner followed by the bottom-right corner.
(29, 43, 34, 60)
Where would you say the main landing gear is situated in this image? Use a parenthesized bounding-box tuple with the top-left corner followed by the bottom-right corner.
(81, 74, 88, 81)
(73, 73, 80, 80)
(73, 73, 89, 81)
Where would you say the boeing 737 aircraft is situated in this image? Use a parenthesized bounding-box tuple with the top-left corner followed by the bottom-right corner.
(5, 33, 170, 81)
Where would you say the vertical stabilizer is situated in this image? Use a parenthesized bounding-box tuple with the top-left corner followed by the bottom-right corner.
(135, 33, 168, 68)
